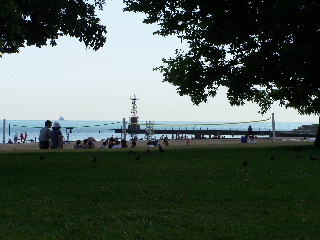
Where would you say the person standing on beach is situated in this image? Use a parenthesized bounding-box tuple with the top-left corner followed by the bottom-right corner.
(24, 132, 28, 143)
(20, 133, 24, 143)
(51, 121, 63, 149)
(14, 133, 18, 143)
(39, 120, 52, 149)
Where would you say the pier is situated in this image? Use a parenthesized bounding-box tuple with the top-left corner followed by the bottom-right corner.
(113, 128, 317, 138)
(116, 98, 319, 139)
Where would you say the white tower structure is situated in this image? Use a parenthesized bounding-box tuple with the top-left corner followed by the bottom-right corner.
(128, 95, 140, 130)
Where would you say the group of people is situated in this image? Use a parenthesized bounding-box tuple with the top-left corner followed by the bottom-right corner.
(73, 137, 128, 149)
(74, 137, 97, 149)
(10, 132, 28, 144)
(37, 119, 191, 150)
(38, 120, 133, 150)
(100, 139, 127, 149)
(39, 120, 63, 149)
(98, 138, 128, 149)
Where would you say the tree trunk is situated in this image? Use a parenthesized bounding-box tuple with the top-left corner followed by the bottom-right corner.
(313, 116, 320, 147)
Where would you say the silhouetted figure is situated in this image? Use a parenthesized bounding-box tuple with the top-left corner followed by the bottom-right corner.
(92, 156, 98, 162)
(270, 155, 275, 161)
(131, 140, 137, 148)
(243, 160, 248, 166)
(39, 120, 52, 149)
(147, 148, 152, 155)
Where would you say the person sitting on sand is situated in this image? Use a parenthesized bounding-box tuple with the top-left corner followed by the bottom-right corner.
(39, 120, 52, 149)
(51, 121, 63, 149)
(74, 140, 82, 149)
(82, 139, 88, 149)
(98, 141, 108, 149)
(7, 139, 13, 144)
(108, 138, 115, 148)
(121, 140, 128, 148)
(248, 135, 256, 143)
(112, 140, 121, 148)
(87, 137, 96, 149)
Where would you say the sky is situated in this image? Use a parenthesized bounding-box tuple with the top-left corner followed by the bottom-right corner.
(0, 1, 318, 123)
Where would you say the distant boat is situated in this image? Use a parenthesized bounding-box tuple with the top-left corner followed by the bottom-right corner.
(59, 116, 65, 121)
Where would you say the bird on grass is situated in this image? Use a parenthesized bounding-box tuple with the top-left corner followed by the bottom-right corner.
(135, 154, 141, 161)
(92, 156, 98, 162)
(243, 160, 248, 166)
(128, 149, 136, 155)
(39, 156, 46, 160)
(147, 148, 152, 155)
(310, 155, 319, 161)
(159, 144, 165, 153)
(270, 155, 275, 161)
(293, 146, 302, 152)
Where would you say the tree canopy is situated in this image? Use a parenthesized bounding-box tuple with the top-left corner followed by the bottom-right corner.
(0, 0, 107, 54)
(124, 0, 320, 116)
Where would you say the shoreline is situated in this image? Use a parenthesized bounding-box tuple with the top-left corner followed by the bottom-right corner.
(2, 120, 317, 144)
(0, 137, 314, 151)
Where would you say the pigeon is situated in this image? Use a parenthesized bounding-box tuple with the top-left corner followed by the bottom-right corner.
(128, 149, 136, 154)
(135, 154, 141, 161)
(310, 155, 319, 161)
(147, 148, 152, 155)
(39, 155, 46, 160)
(270, 155, 275, 161)
(293, 146, 302, 152)
(159, 144, 165, 153)
(92, 156, 98, 162)
(243, 160, 248, 166)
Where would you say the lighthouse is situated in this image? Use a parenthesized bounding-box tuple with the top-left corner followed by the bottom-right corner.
(128, 95, 140, 130)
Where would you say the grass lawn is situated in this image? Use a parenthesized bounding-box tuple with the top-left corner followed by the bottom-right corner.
(0, 144, 320, 239)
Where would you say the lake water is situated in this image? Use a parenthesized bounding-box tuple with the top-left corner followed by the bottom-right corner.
(0, 119, 317, 143)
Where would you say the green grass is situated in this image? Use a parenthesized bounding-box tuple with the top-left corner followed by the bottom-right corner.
(0, 144, 320, 239)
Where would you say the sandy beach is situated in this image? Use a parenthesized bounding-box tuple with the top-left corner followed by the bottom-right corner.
(0, 137, 313, 151)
